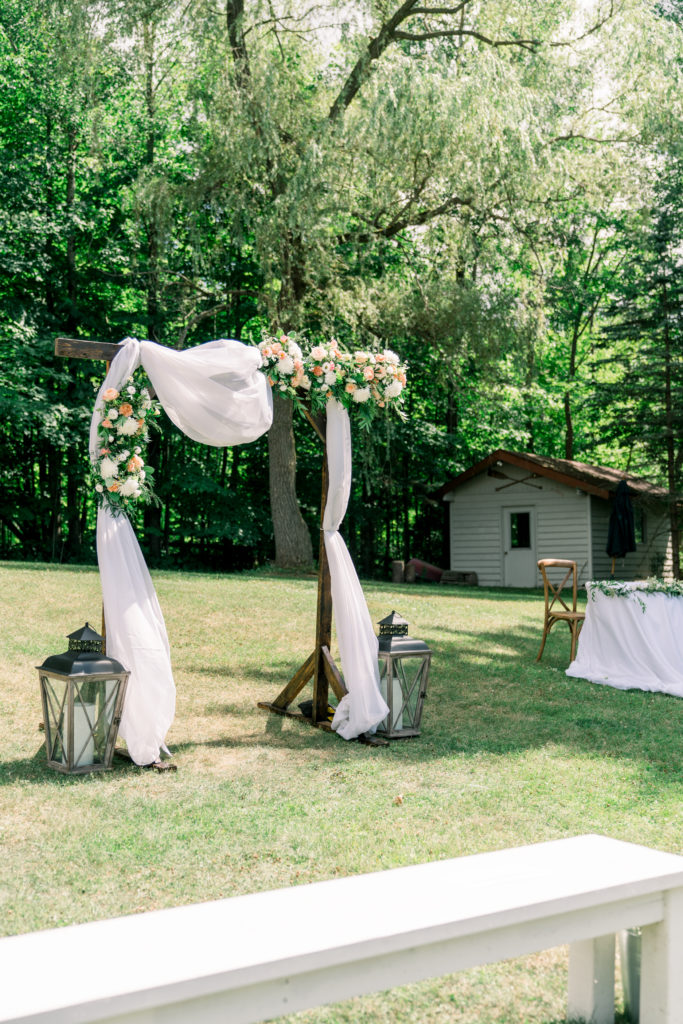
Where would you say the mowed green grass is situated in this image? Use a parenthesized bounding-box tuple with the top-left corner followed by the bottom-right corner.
(2, 562, 682, 1022)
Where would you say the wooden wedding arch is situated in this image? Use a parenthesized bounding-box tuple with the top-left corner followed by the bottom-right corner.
(56, 336, 387, 747)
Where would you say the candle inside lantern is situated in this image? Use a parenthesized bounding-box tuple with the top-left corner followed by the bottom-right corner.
(379, 671, 403, 732)
(62, 702, 96, 768)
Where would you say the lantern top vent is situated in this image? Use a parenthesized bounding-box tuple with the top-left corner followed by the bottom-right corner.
(67, 623, 105, 655)
(378, 611, 409, 637)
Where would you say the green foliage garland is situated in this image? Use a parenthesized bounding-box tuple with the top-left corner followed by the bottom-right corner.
(589, 577, 683, 613)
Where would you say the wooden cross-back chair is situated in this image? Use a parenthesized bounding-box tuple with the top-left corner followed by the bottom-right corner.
(536, 559, 585, 664)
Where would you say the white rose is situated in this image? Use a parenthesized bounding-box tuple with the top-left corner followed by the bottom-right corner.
(100, 457, 118, 479)
(384, 349, 399, 364)
(321, 383, 329, 392)
(119, 477, 139, 497)
(127, 385, 136, 394)
(277, 355, 294, 375)
(139, 470, 146, 481)
(108, 408, 119, 420)
(117, 417, 139, 436)
(300, 375, 312, 391)
(384, 379, 403, 399)
(95, 484, 104, 493)
(310, 345, 326, 360)
(353, 387, 371, 403)
(324, 371, 337, 386)
(288, 341, 302, 360)
(134, 446, 141, 454)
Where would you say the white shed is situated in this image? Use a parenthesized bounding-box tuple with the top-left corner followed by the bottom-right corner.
(439, 450, 673, 588)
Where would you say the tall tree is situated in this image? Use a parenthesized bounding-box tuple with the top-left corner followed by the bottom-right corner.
(188, 0, 648, 566)
(598, 161, 683, 577)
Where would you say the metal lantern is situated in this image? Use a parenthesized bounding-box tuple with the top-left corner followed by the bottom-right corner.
(377, 611, 432, 738)
(37, 623, 129, 774)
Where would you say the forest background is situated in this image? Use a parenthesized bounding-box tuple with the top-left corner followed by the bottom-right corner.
(1, 0, 683, 578)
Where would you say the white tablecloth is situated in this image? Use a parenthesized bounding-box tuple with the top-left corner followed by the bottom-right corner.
(566, 582, 683, 697)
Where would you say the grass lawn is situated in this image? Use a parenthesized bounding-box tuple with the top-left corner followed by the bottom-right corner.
(2, 561, 682, 1022)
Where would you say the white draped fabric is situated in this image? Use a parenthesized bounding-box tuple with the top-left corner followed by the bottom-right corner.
(91, 342, 385, 761)
(566, 582, 683, 697)
(89, 338, 273, 764)
(325, 400, 389, 738)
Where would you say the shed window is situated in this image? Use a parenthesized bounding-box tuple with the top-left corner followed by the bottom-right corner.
(510, 511, 531, 549)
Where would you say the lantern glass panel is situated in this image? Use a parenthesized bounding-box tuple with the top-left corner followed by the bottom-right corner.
(394, 657, 427, 727)
(379, 659, 403, 732)
(378, 653, 431, 736)
(41, 674, 68, 765)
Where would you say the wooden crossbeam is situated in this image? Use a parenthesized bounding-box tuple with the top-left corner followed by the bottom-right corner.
(55, 337, 126, 361)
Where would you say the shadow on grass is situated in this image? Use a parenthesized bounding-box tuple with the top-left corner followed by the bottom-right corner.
(0, 745, 143, 786)
(362, 581, 556, 603)
(203, 615, 683, 793)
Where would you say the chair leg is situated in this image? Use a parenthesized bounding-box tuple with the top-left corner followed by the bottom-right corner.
(569, 622, 578, 663)
(536, 623, 550, 662)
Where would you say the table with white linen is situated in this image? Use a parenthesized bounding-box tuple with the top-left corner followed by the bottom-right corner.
(566, 581, 683, 697)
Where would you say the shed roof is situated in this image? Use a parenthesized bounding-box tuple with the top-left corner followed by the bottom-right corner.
(438, 450, 668, 502)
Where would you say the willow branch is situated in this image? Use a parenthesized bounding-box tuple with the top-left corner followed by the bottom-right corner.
(550, 0, 616, 47)
(395, 29, 540, 50)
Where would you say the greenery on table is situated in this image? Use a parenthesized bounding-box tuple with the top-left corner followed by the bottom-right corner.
(2, 2, 683, 577)
(590, 577, 683, 611)
(3, 562, 683, 1022)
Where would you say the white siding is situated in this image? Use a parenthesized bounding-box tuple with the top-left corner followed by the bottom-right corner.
(445, 465, 591, 587)
(590, 497, 673, 581)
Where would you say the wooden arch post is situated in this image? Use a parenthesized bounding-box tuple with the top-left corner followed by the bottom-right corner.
(55, 337, 127, 641)
(256, 408, 387, 745)
(257, 409, 349, 730)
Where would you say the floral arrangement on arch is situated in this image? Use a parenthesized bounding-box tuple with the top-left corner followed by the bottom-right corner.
(256, 331, 408, 425)
(91, 374, 160, 516)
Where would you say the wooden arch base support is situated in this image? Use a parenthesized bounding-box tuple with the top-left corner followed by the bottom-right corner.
(257, 410, 387, 747)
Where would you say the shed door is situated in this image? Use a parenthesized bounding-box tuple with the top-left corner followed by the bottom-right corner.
(503, 508, 536, 587)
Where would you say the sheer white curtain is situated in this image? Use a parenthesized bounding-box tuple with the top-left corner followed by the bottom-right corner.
(325, 400, 389, 738)
(89, 338, 273, 764)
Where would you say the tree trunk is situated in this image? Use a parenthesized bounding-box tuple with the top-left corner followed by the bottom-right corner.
(267, 393, 313, 569)
(661, 279, 680, 579)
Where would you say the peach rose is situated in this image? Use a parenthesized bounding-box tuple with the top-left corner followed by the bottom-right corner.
(101, 418, 113, 428)
(102, 388, 119, 402)
(312, 365, 324, 377)
(119, 402, 133, 416)
(127, 455, 144, 471)
(107, 481, 120, 492)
